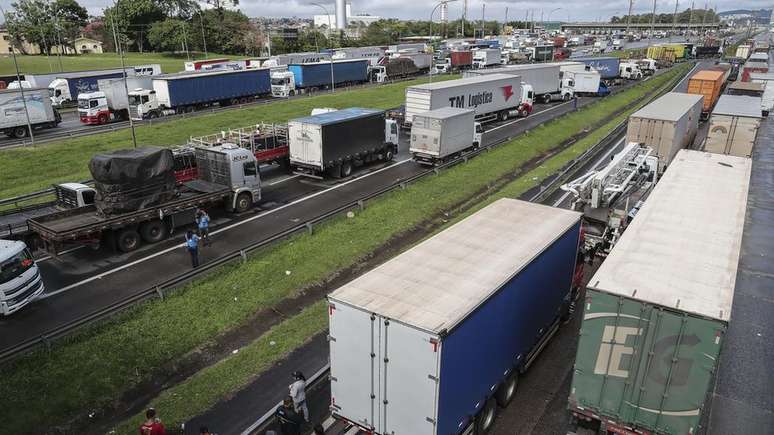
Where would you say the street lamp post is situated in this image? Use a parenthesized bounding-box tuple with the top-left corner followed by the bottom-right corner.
(546, 7, 561, 29)
(429, 0, 459, 83)
(311, 3, 335, 92)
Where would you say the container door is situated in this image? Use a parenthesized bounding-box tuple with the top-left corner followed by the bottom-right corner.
(405, 90, 432, 124)
(291, 123, 323, 167)
(379, 319, 441, 435)
(329, 302, 380, 430)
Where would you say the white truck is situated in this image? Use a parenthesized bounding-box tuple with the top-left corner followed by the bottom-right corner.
(404, 73, 534, 127)
(0, 87, 62, 138)
(472, 48, 502, 68)
(619, 61, 643, 80)
(77, 77, 153, 125)
(464, 64, 570, 103)
(559, 64, 608, 97)
(592, 40, 608, 54)
(637, 58, 658, 76)
(261, 52, 329, 68)
(0, 239, 44, 316)
(409, 107, 483, 165)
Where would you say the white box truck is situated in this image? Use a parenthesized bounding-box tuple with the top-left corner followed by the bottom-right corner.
(404, 74, 534, 126)
(472, 48, 502, 68)
(704, 94, 763, 157)
(409, 107, 483, 164)
(0, 88, 61, 138)
(464, 64, 568, 103)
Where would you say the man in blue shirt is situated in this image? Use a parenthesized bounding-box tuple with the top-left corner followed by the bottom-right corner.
(185, 230, 200, 268)
(196, 209, 211, 246)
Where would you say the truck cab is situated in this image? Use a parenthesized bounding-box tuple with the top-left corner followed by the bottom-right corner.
(0, 239, 44, 316)
(271, 71, 297, 97)
(434, 58, 451, 74)
(637, 58, 658, 76)
(78, 91, 111, 125)
(128, 89, 159, 120)
(370, 65, 388, 83)
(49, 78, 71, 106)
(194, 144, 261, 211)
(619, 62, 643, 80)
(54, 183, 97, 208)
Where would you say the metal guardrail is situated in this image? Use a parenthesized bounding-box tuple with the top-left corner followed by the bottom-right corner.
(0, 65, 688, 364)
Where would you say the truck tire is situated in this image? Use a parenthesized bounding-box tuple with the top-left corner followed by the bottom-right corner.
(12, 126, 28, 138)
(495, 372, 519, 407)
(474, 398, 497, 434)
(499, 111, 509, 121)
(116, 228, 141, 253)
(340, 160, 353, 178)
(140, 220, 166, 243)
(543, 94, 552, 104)
(98, 114, 108, 124)
(383, 147, 394, 161)
(148, 112, 159, 119)
(234, 192, 252, 213)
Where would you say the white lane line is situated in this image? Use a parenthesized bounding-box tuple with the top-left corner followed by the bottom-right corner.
(41, 158, 413, 299)
(552, 137, 626, 208)
(487, 100, 574, 132)
(268, 174, 301, 186)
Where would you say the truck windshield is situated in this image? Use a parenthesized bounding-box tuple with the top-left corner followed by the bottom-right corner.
(271, 78, 287, 86)
(0, 248, 35, 285)
(128, 95, 141, 105)
(77, 99, 90, 109)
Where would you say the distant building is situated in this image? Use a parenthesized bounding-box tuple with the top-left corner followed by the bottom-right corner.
(313, 2, 382, 29)
(73, 36, 103, 54)
(0, 28, 42, 55)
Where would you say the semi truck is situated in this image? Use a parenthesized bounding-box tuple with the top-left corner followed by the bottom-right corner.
(0, 239, 45, 316)
(48, 69, 142, 106)
(128, 68, 272, 120)
(704, 94, 762, 157)
(740, 53, 769, 82)
(27, 146, 262, 255)
(573, 57, 621, 83)
(287, 108, 399, 178)
(78, 76, 153, 125)
(404, 73, 534, 126)
(370, 57, 419, 83)
(270, 59, 369, 97)
(686, 69, 726, 118)
(464, 64, 567, 103)
(618, 62, 643, 80)
(434, 50, 473, 73)
(528, 45, 555, 62)
(328, 198, 583, 435)
(262, 52, 329, 68)
(569, 149, 750, 435)
(409, 107, 483, 164)
(472, 48, 502, 68)
(562, 67, 609, 96)
(0, 87, 62, 138)
(394, 52, 433, 71)
(626, 92, 703, 173)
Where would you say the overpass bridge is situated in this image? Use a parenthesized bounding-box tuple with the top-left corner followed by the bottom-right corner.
(561, 22, 721, 32)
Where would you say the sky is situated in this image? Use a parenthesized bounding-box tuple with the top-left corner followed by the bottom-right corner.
(0, 0, 772, 23)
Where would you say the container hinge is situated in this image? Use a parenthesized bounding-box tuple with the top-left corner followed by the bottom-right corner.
(428, 374, 439, 382)
(426, 417, 436, 424)
(330, 376, 338, 382)
(328, 335, 336, 342)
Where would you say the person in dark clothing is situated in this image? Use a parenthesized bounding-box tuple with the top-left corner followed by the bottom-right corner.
(275, 396, 304, 435)
(185, 230, 200, 268)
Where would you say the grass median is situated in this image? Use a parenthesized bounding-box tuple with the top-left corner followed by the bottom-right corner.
(0, 75, 457, 201)
(0, 64, 690, 433)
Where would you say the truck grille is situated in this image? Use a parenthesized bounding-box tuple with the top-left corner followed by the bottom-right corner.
(129, 106, 141, 119)
(6, 270, 43, 306)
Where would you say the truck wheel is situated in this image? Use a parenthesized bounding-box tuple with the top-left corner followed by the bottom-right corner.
(340, 160, 353, 178)
(148, 112, 159, 119)
(140, 220, 166, 243)
(98, 114, 108, 124)
(543, 94, 552, 104)
(499, 111, 509, 121)
(116, 228, 141, 253)
(383, 148, 394, 161)
(563, 93, 570, 101)
(474, 398, 497, 434)
(289, 90, 296, 97)
(12, 126, 28, 138)
(234, 192, 252, 213)
(495, 372, 519, 407)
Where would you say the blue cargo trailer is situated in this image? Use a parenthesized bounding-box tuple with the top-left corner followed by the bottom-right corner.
(156, 68, 271, 107)
(288, 59, 368, 88)
(328, 198, 583, 435)
(573, 57, 621, 79)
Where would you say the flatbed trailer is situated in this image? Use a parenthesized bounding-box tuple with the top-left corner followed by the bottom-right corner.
(28, 182, 232, 255)
(188, 122, 289, 167)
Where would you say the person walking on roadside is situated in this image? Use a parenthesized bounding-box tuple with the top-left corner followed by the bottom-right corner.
(139, 408, 166, 435)
(196, 208, 211, 246)
(275, 396, 304, 435)
(185, 230, 200, 268)
(289, 370, 309, 422)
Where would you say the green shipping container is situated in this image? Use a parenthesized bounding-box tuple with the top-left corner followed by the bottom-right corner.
(569, 150, 752, 435)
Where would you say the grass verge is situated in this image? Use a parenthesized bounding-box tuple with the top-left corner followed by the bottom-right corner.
(0, 75, 456, 201)
(0, 64, 690, 433)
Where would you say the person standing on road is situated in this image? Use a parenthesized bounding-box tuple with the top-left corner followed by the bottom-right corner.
(196, 209, 211, 246)
(185, 230, 200, 268)
(139, 408, 166, 435)
(275, 396, 304, 435)
(289, 370, 309, 422)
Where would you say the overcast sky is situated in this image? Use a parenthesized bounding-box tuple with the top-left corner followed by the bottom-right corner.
(0, 0, 772, 23)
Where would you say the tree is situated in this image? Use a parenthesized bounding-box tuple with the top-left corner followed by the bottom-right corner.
(4, 0, 56, 54)
(148, 17, 191, 52)
(104, 0, 166, 52)
(51, 0, 88, 52)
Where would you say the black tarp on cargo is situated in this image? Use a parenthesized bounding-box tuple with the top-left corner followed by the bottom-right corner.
(89, 147, 176, 215)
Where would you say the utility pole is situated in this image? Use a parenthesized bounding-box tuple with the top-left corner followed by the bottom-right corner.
(462, 0, 467, 36)
(626, 0, 634, 36)
(672, 0, 679, 37)
(481, 3, 485, 38)
(109, 6, 137, 148)
(688, 1, 694, 40)
(700, 0, 707, 38)
(199, 12, 208, 59)
(649, 0, 657, 47)
(504, 7, 508, 34)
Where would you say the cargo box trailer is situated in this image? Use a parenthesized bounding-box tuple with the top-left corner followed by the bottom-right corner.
(463, 64, 565, 103)
(694, 45, 721, 58)
(572, 57, 621, 80)
(735, 44, 752, 59)
(434, 51, 474, 74)
(686, 69, 725, 117)
(726, 81, 765, 97)
(78, 76, 153, 124)
(409, 107, 482, 164)
(749, 72, 774, 115)
(472, 48, 502, 68)
(329, 198, 583, 435)
(626, 92, 703, 172)
(271, 59, 369, 97)
(704, 95, 762, 157)
(128, 68, 271, 120)
(288, 108, 399, 178)
(569, 149, 751, 435)
(0, 88, 61, 138)
(395, 52, 433, 70)
(404, 73, 534, 126)
(48, 69, 139, 106)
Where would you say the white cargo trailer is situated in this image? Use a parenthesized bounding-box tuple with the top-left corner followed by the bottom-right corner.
(749, 72, 774, 115)
(472, 48, 502, 68)
(704, 95, 762, 158)
(409, 107, 481, 164)
(464, 64, 565, 103)
(0, 88, 60, 138)
(395, 52, 433, 70)
(404, 74, 534, 126)
(626, 92, 703, 172)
